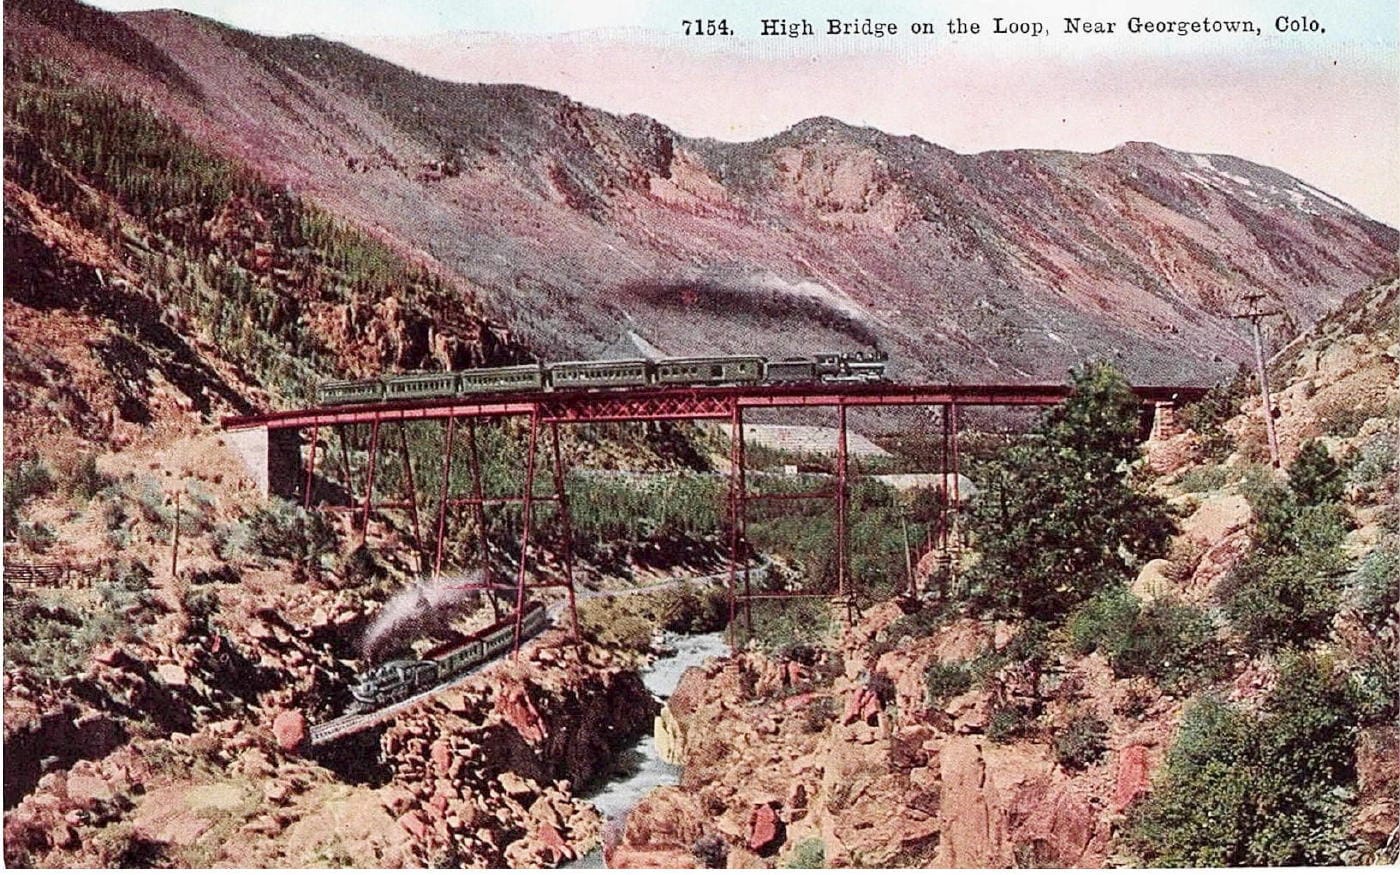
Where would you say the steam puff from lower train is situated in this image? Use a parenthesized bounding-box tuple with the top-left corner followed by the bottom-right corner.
(317, 351, 889, 406)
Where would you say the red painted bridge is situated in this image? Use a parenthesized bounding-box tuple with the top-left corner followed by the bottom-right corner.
(221, 381, 1206, 650)
(222, 381, 1202, 430)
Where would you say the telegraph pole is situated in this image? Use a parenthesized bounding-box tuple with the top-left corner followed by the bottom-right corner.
(1232, 291, 1282, 468)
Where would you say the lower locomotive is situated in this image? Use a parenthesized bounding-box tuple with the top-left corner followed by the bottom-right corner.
(348, 602, 550, 713)
(316, 351, 888, 406)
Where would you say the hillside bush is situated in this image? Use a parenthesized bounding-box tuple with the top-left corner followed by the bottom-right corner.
(1346, 542, 1399, 632)
(1068, 587, 1224, 692)
(1054, 713, 1108, 770)
(783, 837, 825, 869)
(654, 586, 728, 634)
(965, 362, 1176, 619)
(883, 601, 951, 645)
(692, 834, 728, 869)
(1223, 550, 1347, 651)
(1350, 648, 1399, 725)
(3, 456, 55, 536)
(211, 520, 251, 562)
(1224, 458, 1352, 652)
(1347, 432, 1397, 499)
(15, 521, 57, 553)
(1127, 654, 1360, 866)
(1178, 368, 1249, 461)
(1174, 464, 1229, 494)
(742, 598, 833, 653)
(4, 560, 157, 680)
(247, 498, 338, 573)
(577, 597, 653, 654)
(801, 696, 839, 733)
(924, 661, 973, 706)
(986, 705, 1030, 743)
(965, 622, 1052, 688)
(56, 453, 113, 502)
(1288, 440, 1347, 506)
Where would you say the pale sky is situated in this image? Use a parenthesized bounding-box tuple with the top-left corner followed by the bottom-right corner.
(89, 1, 1399, 225)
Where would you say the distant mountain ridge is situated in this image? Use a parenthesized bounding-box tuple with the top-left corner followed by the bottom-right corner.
(6, 0, 1397, 386)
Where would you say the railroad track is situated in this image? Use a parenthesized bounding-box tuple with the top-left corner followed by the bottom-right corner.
(2, 561, 86, 587)
(309, 646, 521, 747)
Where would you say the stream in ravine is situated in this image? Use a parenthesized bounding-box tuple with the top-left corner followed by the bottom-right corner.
(570, 631, 729, 868)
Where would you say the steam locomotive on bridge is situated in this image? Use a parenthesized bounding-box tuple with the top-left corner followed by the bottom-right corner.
(316, 351, 889, 406)
(348, 602, 550, 713)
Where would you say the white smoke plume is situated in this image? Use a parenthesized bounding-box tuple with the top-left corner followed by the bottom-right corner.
(359, 568, 514, 663)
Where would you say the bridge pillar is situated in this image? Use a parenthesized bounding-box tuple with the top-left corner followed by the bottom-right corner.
(1149, 400, 1179, 441)
(225, 425, 302, 499)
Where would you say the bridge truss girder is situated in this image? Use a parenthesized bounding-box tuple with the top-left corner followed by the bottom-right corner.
(253, 383, 1200, 654)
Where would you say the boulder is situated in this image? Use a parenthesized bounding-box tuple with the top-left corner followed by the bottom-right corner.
(1180, 493, 1252, 545)
(155, 663, 189, 687)
(841, 687, 880, 726)
(429, 738, 452, 773)
(263, 780, 292, 805)
(1008, 780, 1104, 866)
(65, 773, 115, 806)
(495, 680, 547, 743)
(613, 786, 704, 860)
(653, 705, 686, 765)
(747, 802, 782, 853)
(499, 771, 534, 798)
(1130, 559, 1177, 602)
(271, 710, 307, 753)
(397, 811, 428, 841)
(1189, 530, 1252, 594)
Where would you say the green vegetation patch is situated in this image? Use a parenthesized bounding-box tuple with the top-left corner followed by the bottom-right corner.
(1067, 587, 1225, 693)
(1053, 713, 1108, 770)
(1126, 654, 1363, 866)
(4, 561, 158, 681)
(783, 837, 826, 869)
(1221, 443, 1353, 653)
(964, 362, 1176, 620)
(5, 61, 513, 403)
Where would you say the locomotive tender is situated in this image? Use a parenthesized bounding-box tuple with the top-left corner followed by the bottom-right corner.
(348, 602, 550, 713)
(316, 351, 888, 406)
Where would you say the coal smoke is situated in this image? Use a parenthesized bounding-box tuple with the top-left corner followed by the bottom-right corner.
(359, 568, 514, 663)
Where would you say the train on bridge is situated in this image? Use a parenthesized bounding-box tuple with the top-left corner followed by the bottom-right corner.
(348, 602, 550, 713)
(316, 351, 888, 406)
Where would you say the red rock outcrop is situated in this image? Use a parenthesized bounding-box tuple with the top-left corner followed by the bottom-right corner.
(271, 710, 307, 753)
(610, 606, 1196, 868)
(373, 632, 657, 867)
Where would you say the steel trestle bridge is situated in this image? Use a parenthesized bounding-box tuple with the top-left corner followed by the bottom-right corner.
(222, 381, 1204, 652)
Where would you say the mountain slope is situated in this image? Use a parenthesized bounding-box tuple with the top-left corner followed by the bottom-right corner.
(5, 0, 1396, 387)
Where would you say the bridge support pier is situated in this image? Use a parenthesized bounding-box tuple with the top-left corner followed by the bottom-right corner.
(512, 409, 541, 657)
(725, 404, 750, 645)
(225, 425, 302, 499)
(836, 402, 852, 627)
(1149, 400, 1178, 442)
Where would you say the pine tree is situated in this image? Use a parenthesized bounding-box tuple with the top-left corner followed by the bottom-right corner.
(1288, 439, 1346, 506)
(967, 361, 1175, 619)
